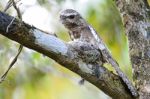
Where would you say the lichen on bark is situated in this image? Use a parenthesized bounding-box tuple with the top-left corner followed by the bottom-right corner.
(114, 0, 150, 98)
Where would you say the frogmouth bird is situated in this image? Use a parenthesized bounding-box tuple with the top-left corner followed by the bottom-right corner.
(59, 9, 138, 97)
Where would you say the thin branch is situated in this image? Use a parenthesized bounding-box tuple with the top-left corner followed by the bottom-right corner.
(12, 0, 22, 20)
(6, 17, 15, 32)
(0, 0, 23, 83)
(0, 45, 22, 83)
(3, 0, 21, 12)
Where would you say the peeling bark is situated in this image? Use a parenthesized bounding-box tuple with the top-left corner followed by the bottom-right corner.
(114, 0, 150, 99)
(0, 11, 134, 99)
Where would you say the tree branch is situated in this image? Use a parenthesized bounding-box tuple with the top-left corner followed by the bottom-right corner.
(0, 11, 133, 99)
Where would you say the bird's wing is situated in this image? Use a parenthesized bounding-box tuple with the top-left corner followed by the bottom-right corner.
(88, 25, 138, 97)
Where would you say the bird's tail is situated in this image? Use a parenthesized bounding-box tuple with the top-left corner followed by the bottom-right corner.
(102, 49, 138, 97)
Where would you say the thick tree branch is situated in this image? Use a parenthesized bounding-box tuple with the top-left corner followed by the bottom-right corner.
(114, 0, 150, 99)
(0, 11, 133, 99)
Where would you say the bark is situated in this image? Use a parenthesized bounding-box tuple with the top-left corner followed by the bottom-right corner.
(114, 0, 150, 99)
(0, 11, 134, 99)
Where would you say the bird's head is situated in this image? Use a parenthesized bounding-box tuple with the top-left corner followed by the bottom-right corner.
(59, 9, 87, 31)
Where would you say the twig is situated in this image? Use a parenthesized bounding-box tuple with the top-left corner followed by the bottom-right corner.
(12, 0, 22, 20)
(6, 17, 15, 33)
(3, 0, 12, 12)
(3, 0, 21, 12)
(0, 0, 23, 83)
(0, 45, 23, 83)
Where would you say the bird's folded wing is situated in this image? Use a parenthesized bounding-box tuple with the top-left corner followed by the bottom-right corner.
(88, 25, 138, 97)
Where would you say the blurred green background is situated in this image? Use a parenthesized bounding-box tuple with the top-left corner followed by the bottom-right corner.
(0, 0, 144, 99)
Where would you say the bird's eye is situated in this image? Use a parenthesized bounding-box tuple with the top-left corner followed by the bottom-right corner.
(68, 15, 75, 19)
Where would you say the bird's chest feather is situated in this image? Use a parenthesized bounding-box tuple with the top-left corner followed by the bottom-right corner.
(72, 31, 81, 39)
(70, 27, 96, 44)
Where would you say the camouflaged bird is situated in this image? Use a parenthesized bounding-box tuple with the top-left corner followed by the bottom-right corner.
(59, 9, 138, 97)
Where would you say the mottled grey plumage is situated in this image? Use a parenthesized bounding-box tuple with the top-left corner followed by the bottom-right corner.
(59, 9, 138, 97)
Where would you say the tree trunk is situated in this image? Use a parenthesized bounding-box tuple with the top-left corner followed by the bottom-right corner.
(114, 0, 150, 99)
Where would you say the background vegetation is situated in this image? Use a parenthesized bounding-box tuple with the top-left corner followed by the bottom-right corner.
(0, 0, 145, 99)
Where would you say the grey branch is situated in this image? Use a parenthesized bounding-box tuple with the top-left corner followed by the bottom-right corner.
(0, 11, 133, 99)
